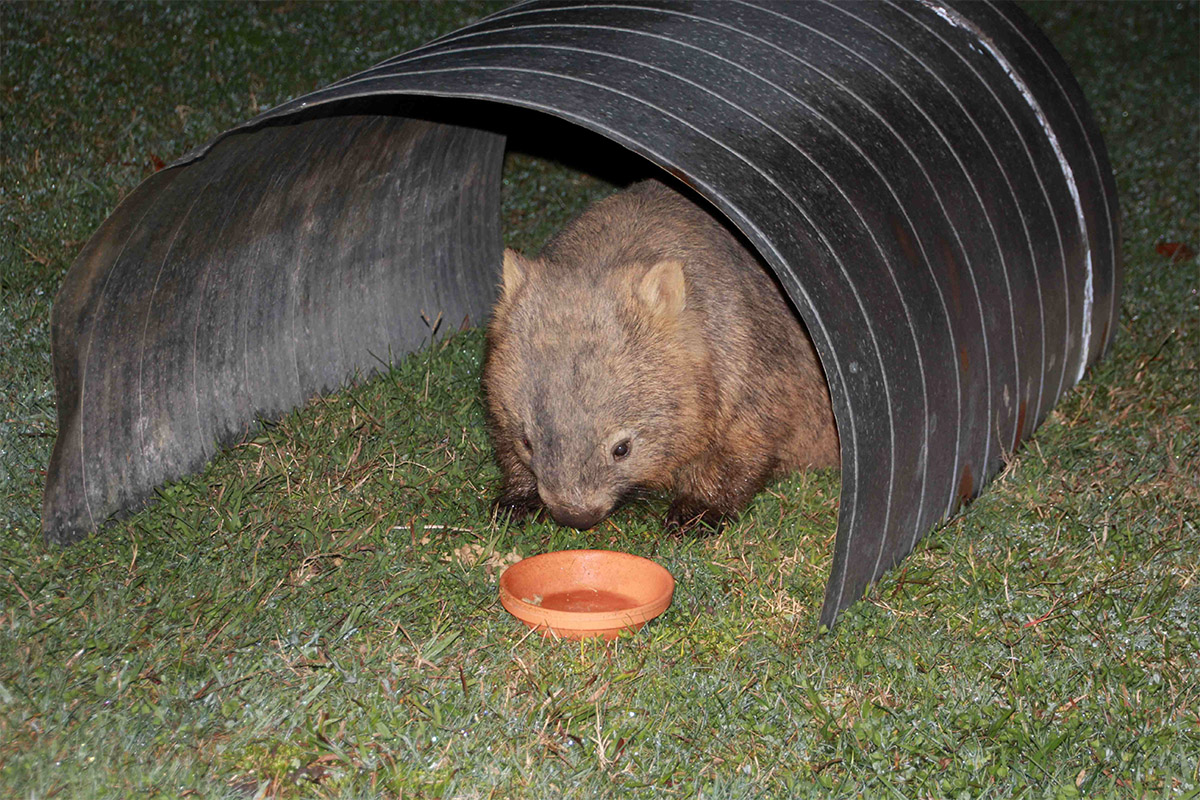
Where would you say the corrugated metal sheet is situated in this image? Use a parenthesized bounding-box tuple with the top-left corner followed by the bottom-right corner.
(43, 0, 1119, 627)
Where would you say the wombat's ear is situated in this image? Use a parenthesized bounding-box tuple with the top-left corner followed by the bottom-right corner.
(637, 259, 687, 317)
(500, 248, 530, 298)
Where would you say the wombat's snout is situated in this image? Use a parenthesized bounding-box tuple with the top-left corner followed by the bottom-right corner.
(548, 506, 606, 531)
(539, 488, 610, 530)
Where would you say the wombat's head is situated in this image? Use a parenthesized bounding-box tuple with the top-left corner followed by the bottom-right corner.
(484, 249, 712, 530)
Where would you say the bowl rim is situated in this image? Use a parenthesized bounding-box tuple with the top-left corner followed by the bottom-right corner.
(498, 549, 675, 632)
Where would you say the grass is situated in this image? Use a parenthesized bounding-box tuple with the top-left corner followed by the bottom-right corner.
(2, 2, 1197, 798)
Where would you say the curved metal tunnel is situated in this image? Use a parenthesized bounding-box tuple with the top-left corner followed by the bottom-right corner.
(42, 0, 1120, 627)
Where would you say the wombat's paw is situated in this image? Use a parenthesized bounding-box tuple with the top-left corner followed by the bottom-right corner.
(665, 501, 727, 537)
(493, 492, 544, 525)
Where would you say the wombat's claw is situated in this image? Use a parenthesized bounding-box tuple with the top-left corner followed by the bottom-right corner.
(665, 504, 725, 537)
(493, 493, 544, 525)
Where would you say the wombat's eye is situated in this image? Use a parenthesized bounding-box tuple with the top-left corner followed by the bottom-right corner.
(520, 435, 532, 452)
(611, 439, 631, 460)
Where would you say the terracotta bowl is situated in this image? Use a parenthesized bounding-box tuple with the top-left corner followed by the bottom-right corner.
(499, 550, 675, 640)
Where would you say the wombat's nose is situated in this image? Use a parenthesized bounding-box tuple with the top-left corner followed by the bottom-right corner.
(538, 487, 610, 530)
(547, 505, 607, 531)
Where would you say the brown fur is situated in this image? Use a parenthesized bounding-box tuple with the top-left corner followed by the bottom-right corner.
(483, 179, 838, 531)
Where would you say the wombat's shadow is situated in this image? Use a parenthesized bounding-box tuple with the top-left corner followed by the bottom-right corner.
(475, 102, 808, 318)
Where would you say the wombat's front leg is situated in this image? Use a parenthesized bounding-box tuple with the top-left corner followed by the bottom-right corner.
(666, 453, 776, 535)
(664, 498, 729, 535)
(493, 455, 543, 524)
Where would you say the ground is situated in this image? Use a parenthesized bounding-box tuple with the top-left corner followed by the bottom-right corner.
(1, 2, 1196, 798)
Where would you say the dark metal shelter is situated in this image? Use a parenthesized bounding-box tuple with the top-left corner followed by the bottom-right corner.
(42, 0, 1119, 627)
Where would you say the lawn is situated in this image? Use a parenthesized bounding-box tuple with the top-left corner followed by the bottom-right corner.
(1, 2, 1196, 798)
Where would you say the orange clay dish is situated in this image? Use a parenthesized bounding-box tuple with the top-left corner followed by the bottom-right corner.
(499, 550, 675, 640)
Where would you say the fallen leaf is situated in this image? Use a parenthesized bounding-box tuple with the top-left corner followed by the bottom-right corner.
(1155, 241, 1195, 262)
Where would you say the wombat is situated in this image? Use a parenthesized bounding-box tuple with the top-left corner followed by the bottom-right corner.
(483, 179, 838, 532)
